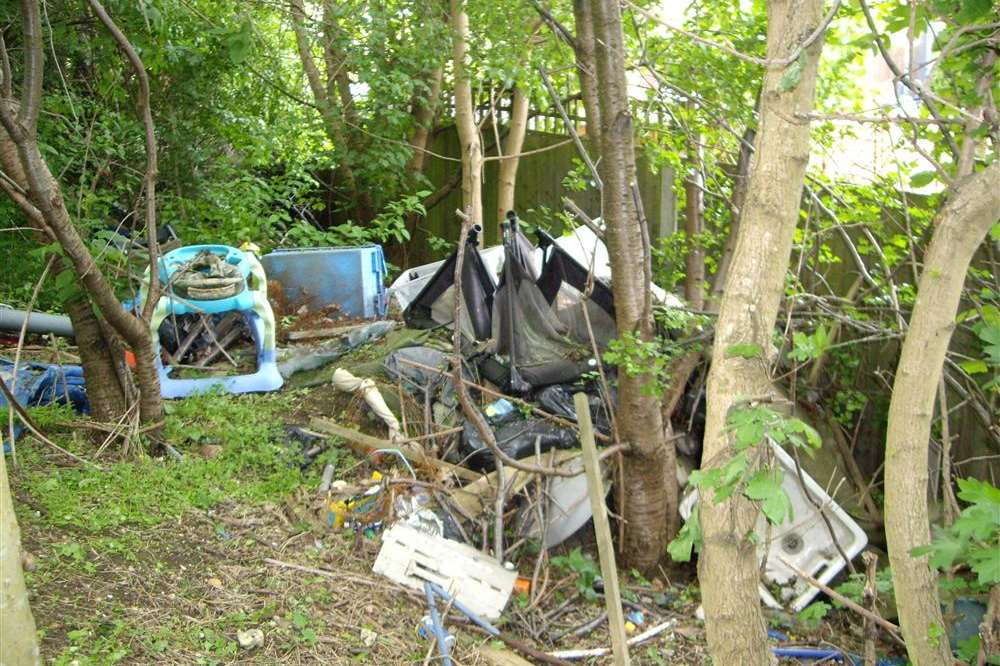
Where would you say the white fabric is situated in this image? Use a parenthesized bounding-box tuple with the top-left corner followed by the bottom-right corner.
(331, 368, 403, 442)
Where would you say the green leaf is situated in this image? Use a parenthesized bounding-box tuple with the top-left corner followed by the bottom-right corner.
(969, 546, 1000, 585)
(956, 477, 1000, 508)
(778, 55, 804, 92)
(909, 170, 936, 188)
(990, 222, 1000, 242)
(725, 343, 762, 359)
(958, 0, 993, 22)
(667, 511, 700, 562)
(797, 601, 831, 628)
(745, 469, 792, 525)
(960, 359, 989, 374)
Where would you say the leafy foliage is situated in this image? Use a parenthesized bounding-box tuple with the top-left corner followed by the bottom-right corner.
(913, 478, 1000, 587)
(551, 547, 601, 601)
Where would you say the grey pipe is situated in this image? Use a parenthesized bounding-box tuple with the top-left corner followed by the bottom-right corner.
(0, 307, 74, 338)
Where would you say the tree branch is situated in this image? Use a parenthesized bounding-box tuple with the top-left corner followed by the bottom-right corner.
(0, 32, 12, 99)
(857, 0, 960, 158)
(86, 0, 160, 322)
(18, 0, 44, 132)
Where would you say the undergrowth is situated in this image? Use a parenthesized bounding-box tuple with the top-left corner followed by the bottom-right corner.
(15, 390, 323, 533)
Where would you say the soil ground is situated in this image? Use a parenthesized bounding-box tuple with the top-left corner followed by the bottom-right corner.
(6, 332, 892, 665)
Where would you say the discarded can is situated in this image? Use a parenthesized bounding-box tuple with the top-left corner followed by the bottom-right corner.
(484, 398, 516, 423)
(627, 610, 645, 626)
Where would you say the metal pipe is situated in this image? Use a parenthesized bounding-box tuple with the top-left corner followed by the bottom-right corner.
(0, 307, 74, 338)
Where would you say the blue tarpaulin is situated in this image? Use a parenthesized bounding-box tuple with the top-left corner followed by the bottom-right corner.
(1, 358, 88, 450)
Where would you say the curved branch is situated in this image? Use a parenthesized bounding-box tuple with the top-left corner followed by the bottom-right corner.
(86, 0, 160, 321)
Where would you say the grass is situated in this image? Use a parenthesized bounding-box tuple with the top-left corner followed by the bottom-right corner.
(10, 389, 366, 663)
(18, 390, 332, 535)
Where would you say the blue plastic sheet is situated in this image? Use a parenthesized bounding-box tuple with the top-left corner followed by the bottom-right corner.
(1, 358, 88, 450)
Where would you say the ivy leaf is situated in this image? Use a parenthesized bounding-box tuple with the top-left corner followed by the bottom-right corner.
(725, 343, 762, 359)
(778, 55, 804, 92)
(745, 469, 792, 525)
(990, 222, 1000, 241)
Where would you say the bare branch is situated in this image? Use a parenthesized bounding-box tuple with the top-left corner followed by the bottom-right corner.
(0, 32, 12, 98)
(18, 0, 44, 132)
(857, 0, 961, 158)
(86, 0, 161, 321)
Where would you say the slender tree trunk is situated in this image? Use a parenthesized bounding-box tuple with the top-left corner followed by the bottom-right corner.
(1, 1, 163, 427)
(322, 1, 375, 222)
(64, 295, 127, 421)
(590, 0, 669, 575)
(573, 0, 601, 152)
(684, 124, 705, 310)
(290, 0, 372, 224)
(407, 67, 445, 177)
(885, 162, 1000, 666)
(450, 0, 483, 232)
(496, 86, 530, 225)
(0, 445, 40, 665)
(698, 0, 825, 663)
(1, 95, 129, 424)
(708, 124, 755, 309)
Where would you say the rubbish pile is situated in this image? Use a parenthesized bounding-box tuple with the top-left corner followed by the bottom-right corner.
(3, 212, 876, 661)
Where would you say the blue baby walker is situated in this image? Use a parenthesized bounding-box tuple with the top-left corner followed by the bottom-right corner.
(139, 244, 283, 398)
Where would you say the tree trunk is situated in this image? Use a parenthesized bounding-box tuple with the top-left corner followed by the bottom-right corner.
(1, 95, 129, 424)
(496, 86, 530, 225)
(708, 124, 756, 309)
(884, 162, 1000, 666)
(698, 0, 825, 663)
(407, 67, 445, 177)
(0, 445, 41, 665)
(590, 0, 668, 575)
(3, 61, 163, 429)
(573, 0, 601, 152)
(450, 0, 483, 232)
(290, 0, 373, 224)
(322, 1, 375, 223)
(64, 295, 127, 422)
(684, 123, 705, 310)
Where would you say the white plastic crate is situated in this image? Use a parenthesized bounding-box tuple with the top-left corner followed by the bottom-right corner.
(679, 441, 868, 612)
(373, 523, 516, 620)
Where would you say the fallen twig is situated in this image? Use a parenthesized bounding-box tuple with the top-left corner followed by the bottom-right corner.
(0, 374, 100, 469)
(779, 556, 904, 646)
(548, 619, 677, 660)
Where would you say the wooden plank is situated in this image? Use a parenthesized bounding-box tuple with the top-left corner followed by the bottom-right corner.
(308, 417, 480, 482)
(287, 322, 367, 341)
(574, 392, 630, 666)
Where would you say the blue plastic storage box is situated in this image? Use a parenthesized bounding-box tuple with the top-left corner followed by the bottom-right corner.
(261, 245, 387, 319)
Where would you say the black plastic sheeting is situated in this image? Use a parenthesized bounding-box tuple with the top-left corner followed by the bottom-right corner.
(459, 416, 579, 472)
(534, 384, 615, 436)
(403, 227, 496, 341)
(492, 217, 593, 392)
(535, 229, 615, 318)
